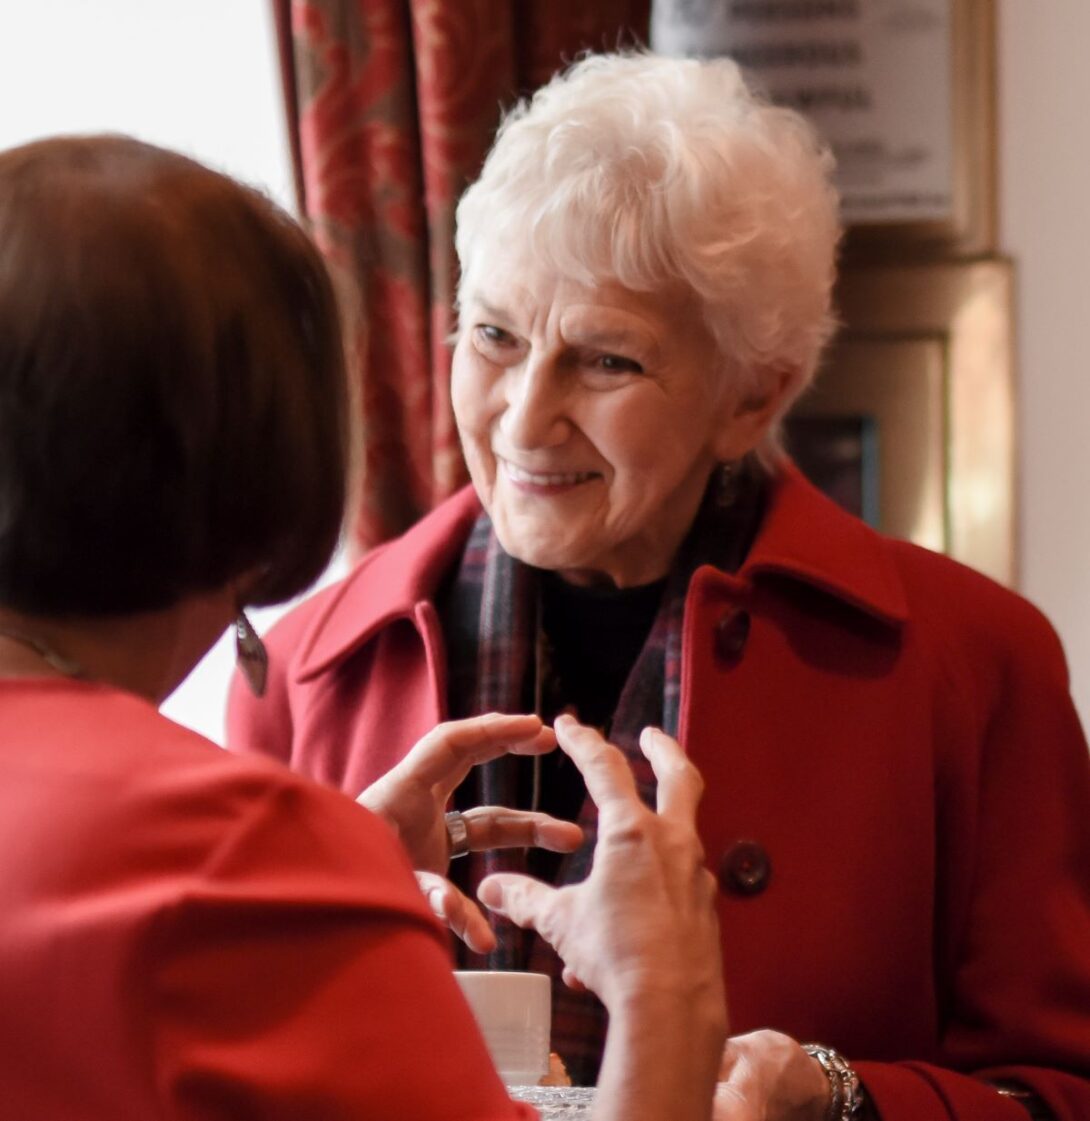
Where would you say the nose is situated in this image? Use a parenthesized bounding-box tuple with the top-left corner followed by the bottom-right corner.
(498, 357, 568, 450)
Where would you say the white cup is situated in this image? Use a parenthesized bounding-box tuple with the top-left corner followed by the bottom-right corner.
(454, 970, 551, 1086)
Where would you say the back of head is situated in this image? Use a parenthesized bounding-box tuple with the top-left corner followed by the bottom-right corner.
(0, 136, 348, 617)
(455, 52, 842, 458)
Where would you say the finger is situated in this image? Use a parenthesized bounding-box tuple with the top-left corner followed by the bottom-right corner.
(399, 714, 555, 789)
(463, 807, 584, 853)
(639, 725, 704, 818)
(716, 1037, 741, 1080)
(553, 714, 640, 811)
(477, 872, 557, 931)
(415, 872, 497, 954)
(561, 966, 588, 992)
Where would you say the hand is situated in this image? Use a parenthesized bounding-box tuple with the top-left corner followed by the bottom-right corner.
(358, 712, 583, 872)
(480, 716, 727, 1121)
(713, 1032, 830, 1121)
(476, 715, 724, 1011)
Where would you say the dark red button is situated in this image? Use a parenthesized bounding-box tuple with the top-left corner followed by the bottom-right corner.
(718, 840, 771, 896)
(714, 609, 750, 663)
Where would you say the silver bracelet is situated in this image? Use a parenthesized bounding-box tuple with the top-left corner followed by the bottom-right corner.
(802, 1043, 865, 1121)
(992, 1081, 1054, 1120)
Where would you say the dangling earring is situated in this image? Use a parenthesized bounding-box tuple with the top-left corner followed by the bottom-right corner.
(235, 610, 268, 697)
(715, 461, 739, 508)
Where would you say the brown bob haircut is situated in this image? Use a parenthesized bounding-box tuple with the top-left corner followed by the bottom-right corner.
(0, 135, 349, 616)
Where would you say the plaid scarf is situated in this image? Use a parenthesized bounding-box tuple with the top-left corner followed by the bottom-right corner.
(442, 464, 764, 1085)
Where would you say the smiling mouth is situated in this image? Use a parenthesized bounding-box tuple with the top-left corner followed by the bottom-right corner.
(500, 458, 599, 488)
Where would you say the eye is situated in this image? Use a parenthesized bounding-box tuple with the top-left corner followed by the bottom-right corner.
(474, 324, 516, 348)
(470, 323, 524, 368)
(593, 353, 644, 374)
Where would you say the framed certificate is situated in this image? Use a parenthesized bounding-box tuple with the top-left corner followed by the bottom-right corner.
(650, 0, 996, 257)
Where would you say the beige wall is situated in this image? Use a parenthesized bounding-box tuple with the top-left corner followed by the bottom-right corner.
(997, 1, 1090, 730)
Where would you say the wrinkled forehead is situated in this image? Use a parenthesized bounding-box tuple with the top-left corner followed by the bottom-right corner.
(455, 232, 681, 338)
(458, 231, 607, 307)
(455, 180, 683, 312)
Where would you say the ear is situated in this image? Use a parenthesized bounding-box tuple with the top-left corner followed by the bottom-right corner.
(229, 564, 270, 611)
(711, 367, 794, 462)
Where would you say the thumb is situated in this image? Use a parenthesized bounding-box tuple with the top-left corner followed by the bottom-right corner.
(415, 871, 497, 955)
(478, 873, 557, 931)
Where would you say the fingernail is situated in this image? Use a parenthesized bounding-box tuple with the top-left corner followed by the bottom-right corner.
(477, 880, 501, 908)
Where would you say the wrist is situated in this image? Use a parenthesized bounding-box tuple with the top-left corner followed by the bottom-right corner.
(609, 979, 727, 1065)
(610, 977, 726, 1039)
(598, 993, 726, 1121)
(802, 1042, 866, 1121)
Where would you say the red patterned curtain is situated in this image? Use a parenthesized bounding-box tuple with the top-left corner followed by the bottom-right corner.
(272, 1, 650, 551)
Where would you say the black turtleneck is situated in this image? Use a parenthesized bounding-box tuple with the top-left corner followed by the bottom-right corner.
(518, 572, 665, 877)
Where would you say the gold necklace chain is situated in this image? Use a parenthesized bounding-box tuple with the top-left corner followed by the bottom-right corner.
(0, 626, 86, 679)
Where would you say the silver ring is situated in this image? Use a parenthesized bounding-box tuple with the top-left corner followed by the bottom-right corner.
(445, 810, 470, 859)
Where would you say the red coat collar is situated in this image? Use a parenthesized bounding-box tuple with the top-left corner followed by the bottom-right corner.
(739, 463, 909, 626)
(296, 465, 907, 680)
(295, 487, 483, 681)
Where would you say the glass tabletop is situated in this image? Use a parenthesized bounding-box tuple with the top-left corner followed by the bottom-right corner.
(508, 1085, 596, 1119)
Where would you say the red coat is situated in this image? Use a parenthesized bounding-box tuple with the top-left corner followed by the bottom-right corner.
(0, 678, 529, 1121)
(229, 467, 1090, 1121)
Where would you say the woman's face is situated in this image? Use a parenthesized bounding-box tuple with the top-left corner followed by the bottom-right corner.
(452, 263, 769, 587)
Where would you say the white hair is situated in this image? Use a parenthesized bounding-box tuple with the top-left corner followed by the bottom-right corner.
(455, 51, 842, 464)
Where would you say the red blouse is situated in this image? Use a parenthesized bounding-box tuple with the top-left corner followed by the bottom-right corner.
(0, 678, 532, 1121)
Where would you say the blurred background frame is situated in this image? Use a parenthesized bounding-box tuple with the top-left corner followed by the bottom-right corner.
(841, 0, 997, 262)
(788, 259, 1016, 587)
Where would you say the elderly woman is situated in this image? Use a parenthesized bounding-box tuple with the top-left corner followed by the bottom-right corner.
(229, 53, 1090, 1120)
(0, 134, 728, 1120)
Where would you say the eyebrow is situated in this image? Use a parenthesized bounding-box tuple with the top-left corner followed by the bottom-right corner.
(468, 297, 661, 360)
(468, 303, 644, 346)
(472, 300, 513, 323)
(568, 328, 650, 352)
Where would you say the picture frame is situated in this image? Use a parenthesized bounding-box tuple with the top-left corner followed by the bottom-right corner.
(788, 258, 1016, 586)
(784, 414, 881, 528)
(842, 0, 997, 261)
(650, 0, 997, 259)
